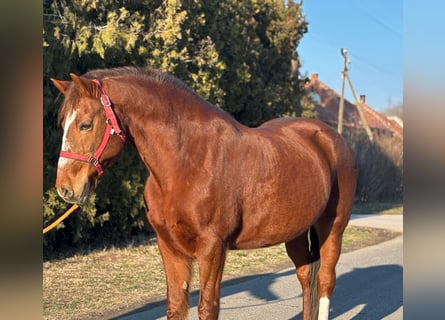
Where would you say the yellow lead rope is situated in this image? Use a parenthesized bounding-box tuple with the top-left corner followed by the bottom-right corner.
(43, 204, 79, 234)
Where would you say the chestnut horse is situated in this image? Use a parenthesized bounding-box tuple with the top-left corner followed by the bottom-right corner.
(51, 66, 357, 320)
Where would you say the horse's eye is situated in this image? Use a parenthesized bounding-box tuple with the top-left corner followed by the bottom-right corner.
(79, 122, 93, 131)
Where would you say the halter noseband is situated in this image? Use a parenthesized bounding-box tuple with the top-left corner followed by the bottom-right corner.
(59, 79, 126, 176)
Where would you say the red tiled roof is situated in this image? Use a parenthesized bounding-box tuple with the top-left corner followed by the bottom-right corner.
(304, 73, 403, 139)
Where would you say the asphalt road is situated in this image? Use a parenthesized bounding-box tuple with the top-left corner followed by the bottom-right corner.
(114, 214, 403, 320)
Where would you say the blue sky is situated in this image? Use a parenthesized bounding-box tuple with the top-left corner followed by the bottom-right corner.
(298, 1, 402, 112)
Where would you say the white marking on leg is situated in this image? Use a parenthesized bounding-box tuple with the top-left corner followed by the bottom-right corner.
(318, 296, 330, 320)
(58, 110, 77, 169)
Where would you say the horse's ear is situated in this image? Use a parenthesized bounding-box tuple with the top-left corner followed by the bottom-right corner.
(50, 79, 71, 95)
(69, 73, 99, 98)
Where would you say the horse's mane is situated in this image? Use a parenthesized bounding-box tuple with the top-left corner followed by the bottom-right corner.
(84, 66, 195, 97)
(57, 66, 199, 126)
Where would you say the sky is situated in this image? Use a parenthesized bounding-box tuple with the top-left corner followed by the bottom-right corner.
(298, 0, 402, 112)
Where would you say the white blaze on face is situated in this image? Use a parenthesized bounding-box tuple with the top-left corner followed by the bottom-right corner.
(58, 110, 77, 169)
(318, 296, 330, 320)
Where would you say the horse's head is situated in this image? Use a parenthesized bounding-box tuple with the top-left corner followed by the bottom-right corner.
(51, 74, 126, 204)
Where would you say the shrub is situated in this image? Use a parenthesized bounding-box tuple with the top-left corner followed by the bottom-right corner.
(342, 129, 403, 203)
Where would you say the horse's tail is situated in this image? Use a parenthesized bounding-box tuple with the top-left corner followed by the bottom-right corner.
(308, 226, 320, 320)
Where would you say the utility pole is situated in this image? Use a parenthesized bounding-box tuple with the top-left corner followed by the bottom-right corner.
(338, 48, 374, 142)
(337, 48, 348, 134)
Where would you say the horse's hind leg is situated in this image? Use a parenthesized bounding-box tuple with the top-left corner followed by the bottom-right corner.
(285, 231, 318, 320)
(157, 237, 193, 320)
(314, 170, 356, 320)
(314, 214, 344, 320)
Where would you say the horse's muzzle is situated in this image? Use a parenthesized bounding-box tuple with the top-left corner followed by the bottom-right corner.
(56, 181, 93, 204)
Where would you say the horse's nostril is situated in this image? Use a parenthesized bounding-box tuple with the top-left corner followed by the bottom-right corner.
(61, 186, 74, 199)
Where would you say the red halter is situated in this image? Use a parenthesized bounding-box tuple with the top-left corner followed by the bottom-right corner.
(59, 79, 126, 176)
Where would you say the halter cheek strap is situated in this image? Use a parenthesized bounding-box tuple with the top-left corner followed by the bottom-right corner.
(59, 79, 126, 176)
(93, 79, 126, 141)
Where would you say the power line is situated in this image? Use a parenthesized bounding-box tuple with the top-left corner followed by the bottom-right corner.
(350, 2, 402, 38)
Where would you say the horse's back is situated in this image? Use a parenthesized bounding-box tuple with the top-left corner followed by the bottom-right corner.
(259, 117, 355, 168)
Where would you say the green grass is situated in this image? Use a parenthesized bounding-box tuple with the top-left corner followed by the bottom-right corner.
(353, 201, 403, 215)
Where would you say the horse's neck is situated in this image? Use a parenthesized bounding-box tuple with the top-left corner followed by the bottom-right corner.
(109, 79, 242, 185)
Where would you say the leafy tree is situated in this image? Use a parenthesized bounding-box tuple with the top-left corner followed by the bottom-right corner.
(43, 0, 311, 257)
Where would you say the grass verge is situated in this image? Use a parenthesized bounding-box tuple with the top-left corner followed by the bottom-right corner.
(352, 201, 403, 215)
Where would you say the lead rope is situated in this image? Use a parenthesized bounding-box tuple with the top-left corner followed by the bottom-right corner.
(43, 204, 79, 234)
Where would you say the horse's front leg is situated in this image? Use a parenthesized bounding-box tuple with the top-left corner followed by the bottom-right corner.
(195, 235, 227, 320)
(157, 236, 193, 320)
